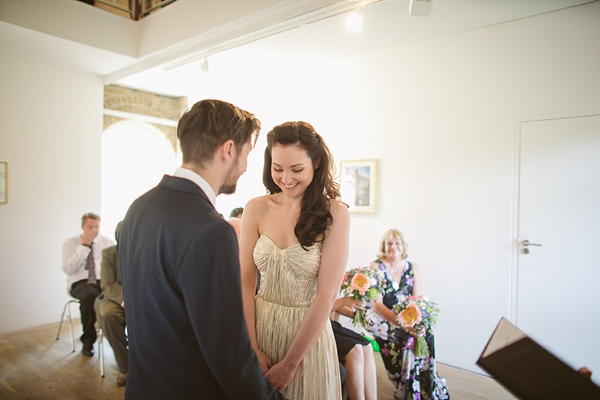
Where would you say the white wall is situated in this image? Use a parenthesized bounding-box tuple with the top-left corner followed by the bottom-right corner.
(0, 54, 103, 333)
(192, 2, 600, 373)
(322, 2, 599, 372)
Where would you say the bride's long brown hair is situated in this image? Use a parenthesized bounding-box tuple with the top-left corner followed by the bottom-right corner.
(262, 121, 340, 249)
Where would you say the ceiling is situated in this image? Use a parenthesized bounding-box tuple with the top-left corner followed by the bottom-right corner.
(1, 0, 594, 97)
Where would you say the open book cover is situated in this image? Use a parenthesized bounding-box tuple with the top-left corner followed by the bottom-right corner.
(477, 317, 600, 399)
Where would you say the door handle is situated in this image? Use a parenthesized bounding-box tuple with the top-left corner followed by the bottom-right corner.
(522, 240, 542, 247)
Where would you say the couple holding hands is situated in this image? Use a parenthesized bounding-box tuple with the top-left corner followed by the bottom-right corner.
(119, 99, 346, 399)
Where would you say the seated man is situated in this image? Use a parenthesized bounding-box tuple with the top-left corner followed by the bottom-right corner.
(97, 221, 128, 387)
(62, 212, 114, 356)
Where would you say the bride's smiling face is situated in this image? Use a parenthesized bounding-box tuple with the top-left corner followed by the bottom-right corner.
(271, 144, 315, 198)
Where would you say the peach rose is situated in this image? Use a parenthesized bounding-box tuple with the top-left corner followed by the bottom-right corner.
(397, 304, 422, 329)
(350, 273, 370, 295)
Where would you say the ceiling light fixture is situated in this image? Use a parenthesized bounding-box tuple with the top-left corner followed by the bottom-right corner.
(200, 58, 209, 73)
(345, 8, 364, 32)
(409, 0, 432, 17)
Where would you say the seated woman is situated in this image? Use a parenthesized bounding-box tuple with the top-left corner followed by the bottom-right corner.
(331, 298, 377, 400)
(365, 229, 449, 400)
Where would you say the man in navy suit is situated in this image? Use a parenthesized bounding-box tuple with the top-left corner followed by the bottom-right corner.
(119, 99, 286, 400)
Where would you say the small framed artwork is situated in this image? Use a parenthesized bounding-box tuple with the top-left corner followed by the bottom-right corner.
(339, 159, 377, 213)
(0, 161, 6, 204)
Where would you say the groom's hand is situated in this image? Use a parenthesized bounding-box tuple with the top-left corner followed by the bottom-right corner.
(255, 350, 273, 375)
(264, 359, 296, 392)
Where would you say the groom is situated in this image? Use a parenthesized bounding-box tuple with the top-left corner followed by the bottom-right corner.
(119, 99, 286, 400)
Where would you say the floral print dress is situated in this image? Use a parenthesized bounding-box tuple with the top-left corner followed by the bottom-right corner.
(365, 260, 450, 400)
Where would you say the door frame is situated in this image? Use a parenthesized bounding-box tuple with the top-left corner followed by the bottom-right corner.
(510, 108, 600, 325)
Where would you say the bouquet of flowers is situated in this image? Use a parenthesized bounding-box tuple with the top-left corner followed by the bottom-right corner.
(393, 295, 440, 357)
(340, 266, 388, 327)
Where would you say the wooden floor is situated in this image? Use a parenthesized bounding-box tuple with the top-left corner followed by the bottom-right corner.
(375, 355, 517, 400)
(0, 319, 125, 400)
(0, 319, 517, 400)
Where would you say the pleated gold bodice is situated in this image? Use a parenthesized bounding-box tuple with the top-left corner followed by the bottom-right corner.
(253, 234, 341, 400)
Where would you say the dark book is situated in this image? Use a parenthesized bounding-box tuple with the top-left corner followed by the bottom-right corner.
(476, 317, 600, 400)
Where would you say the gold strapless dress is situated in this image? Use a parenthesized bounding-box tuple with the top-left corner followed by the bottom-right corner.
(254, 234, 341, 400)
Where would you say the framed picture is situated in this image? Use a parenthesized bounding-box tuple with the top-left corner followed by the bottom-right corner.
(0, 161, 6, 204)
(339, 159, 377, 213)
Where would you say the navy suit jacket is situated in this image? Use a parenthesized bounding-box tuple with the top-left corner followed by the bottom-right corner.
(119, 175, 285, 400)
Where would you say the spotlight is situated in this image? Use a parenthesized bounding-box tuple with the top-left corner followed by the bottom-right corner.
(200, 58, 209, 73)
(409, 0, 432, 17)
(345, 9, 363, 32)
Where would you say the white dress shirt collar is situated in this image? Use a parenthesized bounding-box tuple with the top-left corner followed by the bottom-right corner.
(172, 167, 217, 208)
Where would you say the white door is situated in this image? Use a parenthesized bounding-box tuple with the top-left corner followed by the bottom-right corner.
(517, 113, 600, 385)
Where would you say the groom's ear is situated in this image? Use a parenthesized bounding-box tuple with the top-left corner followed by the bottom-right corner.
(219, 139, 236, 162)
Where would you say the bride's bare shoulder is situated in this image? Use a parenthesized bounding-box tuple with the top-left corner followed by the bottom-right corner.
(245, 193, 281, 213)
(328, 198, 350, 217)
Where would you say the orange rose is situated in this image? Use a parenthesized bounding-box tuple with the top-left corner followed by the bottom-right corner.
(350, 273, 370, 295)
(397, 304, 422, 329)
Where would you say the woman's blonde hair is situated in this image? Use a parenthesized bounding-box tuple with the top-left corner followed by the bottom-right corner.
(377, 229, 409, 260)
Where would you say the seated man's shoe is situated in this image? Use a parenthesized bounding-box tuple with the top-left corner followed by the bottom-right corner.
(81, 344, 94, 357)
(117, 372, 127, 387)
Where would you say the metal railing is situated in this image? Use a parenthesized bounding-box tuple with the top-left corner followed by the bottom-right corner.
(88, 0, 177, 20)
(141, 0, 177, 18)
(94, 0, 136, 19)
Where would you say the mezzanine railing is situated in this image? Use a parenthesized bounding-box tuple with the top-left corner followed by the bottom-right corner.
(83, 0, 177, 20)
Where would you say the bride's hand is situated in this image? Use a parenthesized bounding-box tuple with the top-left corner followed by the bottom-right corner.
(254, 349, 273, 375)
(264, 359, 296, 392)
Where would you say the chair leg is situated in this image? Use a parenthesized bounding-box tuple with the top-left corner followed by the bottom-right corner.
(67, 301, 75, 353)
(98, 328, 105, 377)
(55, 301, 70, 340)
(95, 298, 106, 378)
(56, 300, 78, 353)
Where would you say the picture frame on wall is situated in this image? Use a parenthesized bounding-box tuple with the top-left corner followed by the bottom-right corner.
(339, 159, 377, 213)
(0, 161, 7, 204)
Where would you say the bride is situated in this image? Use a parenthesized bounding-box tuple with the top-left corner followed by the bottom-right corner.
(240, 121, 349, 399)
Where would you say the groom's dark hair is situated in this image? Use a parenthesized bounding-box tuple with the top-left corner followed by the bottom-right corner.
(177, 99, 260, 167)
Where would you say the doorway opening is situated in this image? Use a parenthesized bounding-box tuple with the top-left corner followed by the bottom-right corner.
(101, 121, 180, 238)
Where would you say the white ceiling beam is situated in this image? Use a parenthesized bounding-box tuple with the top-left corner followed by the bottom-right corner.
(103, 0, 382, 83)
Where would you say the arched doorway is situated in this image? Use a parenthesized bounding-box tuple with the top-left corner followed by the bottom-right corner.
(101, 121, 180, 238)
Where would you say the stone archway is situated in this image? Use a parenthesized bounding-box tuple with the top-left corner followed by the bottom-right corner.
(100, 85, 187, 236)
